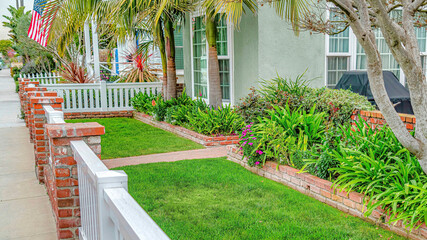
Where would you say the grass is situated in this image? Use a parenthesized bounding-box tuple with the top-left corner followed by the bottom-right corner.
(114, 158, 405, 240)
(66, 118, 203, 159)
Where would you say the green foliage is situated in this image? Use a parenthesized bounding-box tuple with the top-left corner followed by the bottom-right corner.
(236, 73, 373, 127)
(302, 88, 375, 125)
(235, 87, 272, 124)
(131, 92, 243, 135)
(186, 105, 244, 135)
(130, 92, 159, 114)
(240, 104, 326, 167)
(0, 40, 12, 56)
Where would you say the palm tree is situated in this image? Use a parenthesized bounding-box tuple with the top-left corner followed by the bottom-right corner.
(201, 0, 307, 108)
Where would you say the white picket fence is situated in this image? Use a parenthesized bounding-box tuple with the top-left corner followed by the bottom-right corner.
(44, 106, 170, 240)
(41, 81, 161, 113)
(20, 72, 61, 85)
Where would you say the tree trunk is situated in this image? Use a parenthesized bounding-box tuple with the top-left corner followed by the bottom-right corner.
(206, 16, 222, 109)
(164, 18, 176, 100)
(156, 21, 167, 99)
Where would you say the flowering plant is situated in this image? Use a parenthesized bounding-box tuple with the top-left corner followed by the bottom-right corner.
(239, 124, 265, 167)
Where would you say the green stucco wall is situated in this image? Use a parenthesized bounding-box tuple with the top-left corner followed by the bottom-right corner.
(233, 10, 259, 105)
(256, 6, 325, 88)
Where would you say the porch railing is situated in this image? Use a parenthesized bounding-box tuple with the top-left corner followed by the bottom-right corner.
(42, 81, 161, 113)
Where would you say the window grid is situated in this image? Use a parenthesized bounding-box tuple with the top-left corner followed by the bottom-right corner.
(327, 56, 349, 88)
(192, 17, 208, 98)
(192, 14, 231, 102)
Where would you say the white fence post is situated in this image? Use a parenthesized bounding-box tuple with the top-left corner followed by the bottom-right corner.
(100, 81, 108, 111)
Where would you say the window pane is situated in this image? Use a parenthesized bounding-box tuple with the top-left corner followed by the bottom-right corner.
(216, 15, 228, 56)
(193, 17, 207, 98)
(356, 29, 400, 79)
(328, 11, 350, 53)
(327, 56, 349, 88)
(219, 59, 230, 100)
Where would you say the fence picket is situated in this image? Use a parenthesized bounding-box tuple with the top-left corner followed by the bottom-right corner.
(42, 82, 162, 113)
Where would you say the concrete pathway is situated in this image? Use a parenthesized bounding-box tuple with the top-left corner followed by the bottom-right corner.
(104, 147, 228, 169)
(0, 69, 57, 240)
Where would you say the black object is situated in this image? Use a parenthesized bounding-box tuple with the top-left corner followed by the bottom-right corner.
(334, 71, 413, 114)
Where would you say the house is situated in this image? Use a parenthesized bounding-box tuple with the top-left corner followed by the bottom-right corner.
(177, 5, 427, 105)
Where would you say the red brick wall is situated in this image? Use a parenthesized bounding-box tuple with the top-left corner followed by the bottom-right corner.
(134, 112, 239, 146)
(64, 110, 133, 120)
(45, 122, 105, 239)
(226, 145, 427, 240)
(352, 110, 415, 130)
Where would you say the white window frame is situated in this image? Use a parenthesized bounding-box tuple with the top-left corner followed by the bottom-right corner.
(325, 7, 427, 87)
(190, 11, 234, 105)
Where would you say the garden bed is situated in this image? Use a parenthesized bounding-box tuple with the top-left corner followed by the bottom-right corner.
(114, 157, 404, 240)
(226, 145, 427, 240)
(134, 112, 239, 147)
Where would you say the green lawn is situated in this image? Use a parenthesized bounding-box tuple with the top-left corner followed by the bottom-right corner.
(66, 118, 203, 159)
(114, 158, 404, 240)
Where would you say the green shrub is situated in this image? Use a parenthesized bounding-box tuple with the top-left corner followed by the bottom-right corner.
(241, 104, 326, 167)
(186, 105, 244, 135)
(131, 92, 158, 114)
(302, 88, 374, 125)
(235, 87, 272, 124)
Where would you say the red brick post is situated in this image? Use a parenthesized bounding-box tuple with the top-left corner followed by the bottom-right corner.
(22, 86, 46, 128)
(45, 122, 105, 239)
(29, 96, 64, 182)
(19, 79, 39, 106)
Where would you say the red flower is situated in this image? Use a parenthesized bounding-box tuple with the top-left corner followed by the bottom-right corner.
(152, 100, 156, 106)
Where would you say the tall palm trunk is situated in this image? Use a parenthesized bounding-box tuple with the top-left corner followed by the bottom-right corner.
(156, 20, 168, 99)
(164, 18, 176, 100)
(206, 16, 221, 108)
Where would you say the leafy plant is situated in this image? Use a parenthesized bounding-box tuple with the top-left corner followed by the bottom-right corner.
(235, 87, 272, 124)
(60, 62, 93, 83)
(186, 105, 244, 135)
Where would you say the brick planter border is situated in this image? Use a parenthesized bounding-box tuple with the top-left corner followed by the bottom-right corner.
(134, 112, 239, 147)
(226, 145, 427, 240)
(64, 110, 133, 120)
(352, 110, 415, 130)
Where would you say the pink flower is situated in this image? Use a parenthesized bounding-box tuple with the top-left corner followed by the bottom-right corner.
(248, 142, 253, 146)
(255, 161, 260, 165)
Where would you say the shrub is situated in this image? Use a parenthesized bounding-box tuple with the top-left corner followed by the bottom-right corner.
(241, 104, 326, 167)
(302, 88, 374, 125)
(131, 92, 158, 114)
(186, 105, 244, 135)
(258, 73, 310, 112)
(239, 124, 265, 167)
(235, 87, 272, 124)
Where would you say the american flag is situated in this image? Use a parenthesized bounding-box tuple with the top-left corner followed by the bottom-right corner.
(28, 0, 54, 47)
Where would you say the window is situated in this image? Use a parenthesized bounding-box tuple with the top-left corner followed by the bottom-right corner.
(326, 10, 350, 88)
(327, 57, 348, 88)
(191, 15, 232, 101)
(175, 28, 184, 70)
(192, 17, 208, 98)
(356, 30, 401, 79)
(326, 8, 427, 88)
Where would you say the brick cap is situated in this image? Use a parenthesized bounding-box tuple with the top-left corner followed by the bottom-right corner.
(30, 96, 64, 104)
(23, 87, 47, 92)
(46, 122, 105, 138)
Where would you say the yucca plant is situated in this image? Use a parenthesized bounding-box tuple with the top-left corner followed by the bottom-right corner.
(60, 62, 93, 83)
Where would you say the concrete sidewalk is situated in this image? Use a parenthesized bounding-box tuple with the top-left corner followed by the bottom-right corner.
(0, 69, 57, 240)
(104, 146, 228, 169)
